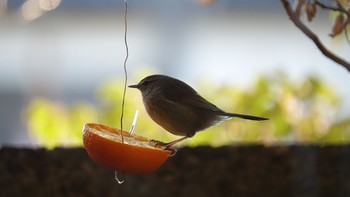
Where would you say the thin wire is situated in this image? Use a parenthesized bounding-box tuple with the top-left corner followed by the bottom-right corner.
(120, 0, 129, 143)
(115, 170, 125, 184)
(129, 110, 139, 134)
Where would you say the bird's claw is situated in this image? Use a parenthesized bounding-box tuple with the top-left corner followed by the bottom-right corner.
(165, 147, 177, 156)
(150, 139, 177, 156)
(150, 139, 166, 147)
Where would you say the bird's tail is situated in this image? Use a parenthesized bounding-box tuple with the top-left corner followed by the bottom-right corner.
(219, 112, 269, 121)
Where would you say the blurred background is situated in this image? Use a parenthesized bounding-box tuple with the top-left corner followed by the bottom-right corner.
(1, 0, 350, 148)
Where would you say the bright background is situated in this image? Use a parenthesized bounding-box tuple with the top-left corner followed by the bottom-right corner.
(1, 0, 350, 146)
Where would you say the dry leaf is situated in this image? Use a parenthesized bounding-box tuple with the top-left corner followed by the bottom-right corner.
(330, 14, 345, 37)
(305, 2, 317, 22)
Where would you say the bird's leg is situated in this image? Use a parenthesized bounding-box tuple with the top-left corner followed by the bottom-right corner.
(165, 136, 189, 148)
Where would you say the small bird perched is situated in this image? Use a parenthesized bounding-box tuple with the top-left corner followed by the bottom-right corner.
(129, 74, 268, 148)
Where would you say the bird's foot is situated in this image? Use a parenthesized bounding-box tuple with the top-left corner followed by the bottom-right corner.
(150, 139, 177, 156)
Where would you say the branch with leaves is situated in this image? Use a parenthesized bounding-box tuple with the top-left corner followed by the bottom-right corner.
(280, 0, 350, 72)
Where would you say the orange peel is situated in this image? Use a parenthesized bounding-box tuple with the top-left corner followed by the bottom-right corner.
(82, 123, 171, 175)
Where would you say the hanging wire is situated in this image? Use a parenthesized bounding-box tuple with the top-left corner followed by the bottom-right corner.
(115, 170, 125, 184)
(120, 0, 129, 143)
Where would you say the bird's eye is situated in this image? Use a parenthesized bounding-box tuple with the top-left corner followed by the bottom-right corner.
(141, 80, 150, 86)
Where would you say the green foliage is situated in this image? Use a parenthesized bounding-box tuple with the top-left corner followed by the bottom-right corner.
(193, 72, 349, 145)
(24, 72, 350, 148)
(26, 99, 97, 149)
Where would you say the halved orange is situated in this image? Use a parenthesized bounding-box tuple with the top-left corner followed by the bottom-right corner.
(82, 123, 171, 175)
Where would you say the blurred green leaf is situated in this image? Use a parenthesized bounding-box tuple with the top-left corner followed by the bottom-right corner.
(24, 71, 350, 148)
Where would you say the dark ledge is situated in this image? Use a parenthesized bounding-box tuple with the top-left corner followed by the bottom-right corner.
(1, 145, 350, 197)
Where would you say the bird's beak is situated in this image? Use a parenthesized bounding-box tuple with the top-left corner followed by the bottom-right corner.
(128, 84, 139, 89)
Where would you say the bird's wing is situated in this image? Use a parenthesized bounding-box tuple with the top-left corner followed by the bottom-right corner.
(160, 80, 221, 112)
(182, 95, 222, 112)
(164, 92, 222, 114)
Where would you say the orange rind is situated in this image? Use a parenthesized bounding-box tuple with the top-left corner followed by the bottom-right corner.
(82, 123, 171, 175)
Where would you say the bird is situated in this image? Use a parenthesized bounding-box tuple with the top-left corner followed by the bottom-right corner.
(129, 74, 268, 149)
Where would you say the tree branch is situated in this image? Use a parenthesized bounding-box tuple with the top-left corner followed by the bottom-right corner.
(280, 0, 350, 72)
(315, 0, 349, 16)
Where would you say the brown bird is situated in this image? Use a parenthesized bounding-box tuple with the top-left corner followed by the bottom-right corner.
(129, 74, 268, 149)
